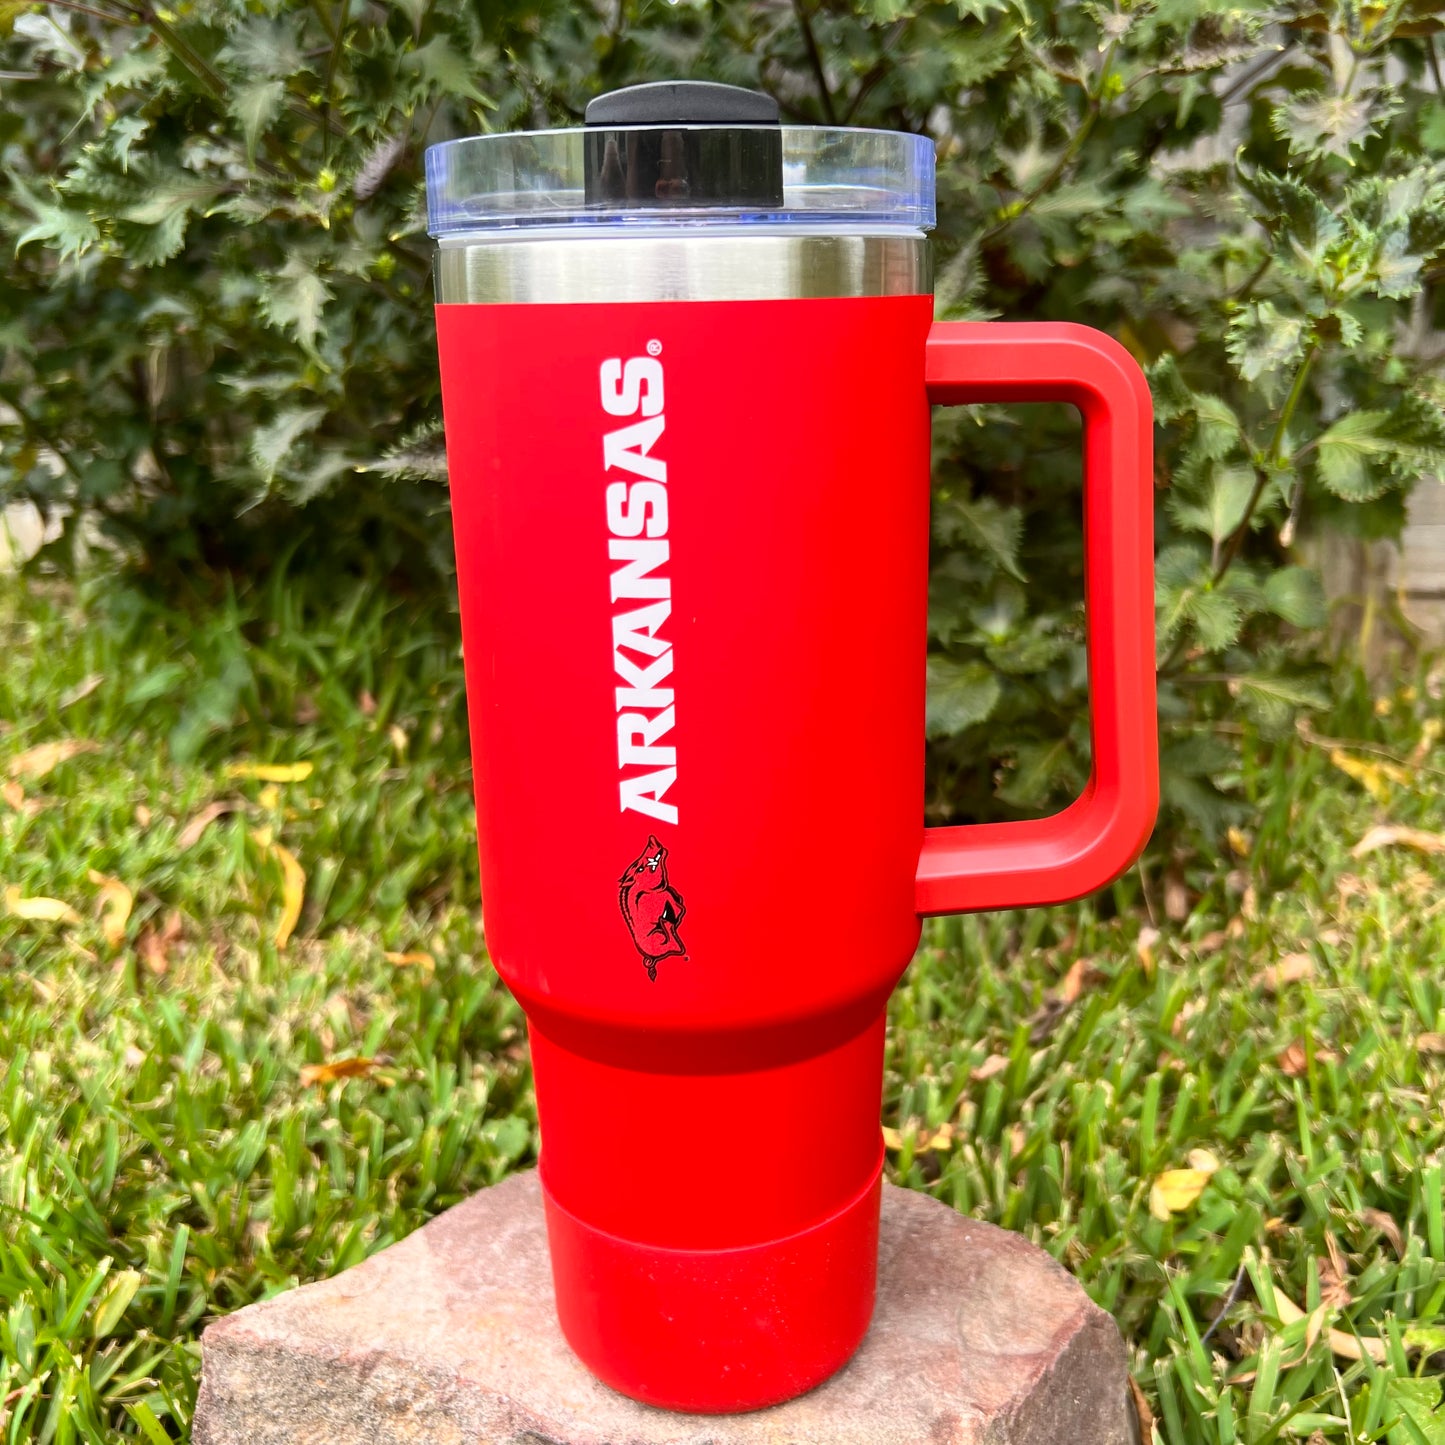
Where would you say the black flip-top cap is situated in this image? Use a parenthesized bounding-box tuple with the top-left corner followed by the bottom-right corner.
(582, 80, 784, 212)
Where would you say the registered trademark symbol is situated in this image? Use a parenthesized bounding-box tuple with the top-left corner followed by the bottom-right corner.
(646, 339, 662, 356)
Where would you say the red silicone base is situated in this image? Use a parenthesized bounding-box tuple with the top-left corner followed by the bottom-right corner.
(541, 1153, 883, 1414)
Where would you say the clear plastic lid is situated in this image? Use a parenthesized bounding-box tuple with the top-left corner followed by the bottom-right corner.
(425, 124, 935, 236)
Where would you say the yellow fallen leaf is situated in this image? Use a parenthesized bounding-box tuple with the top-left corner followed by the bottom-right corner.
(7, 739, 99, 779)
(1149, 1157, 1219, 1220)
(225, 761, 313, 783)
(87, 870, 133, 949)
(1329, 748, 1408, 802)
(5, 886, 81, 925)
(258, 784, 280, 809)
(270, 842, 305, 950)
(1227, 827, 1252, 858)
(881, 1126, 904, 1150)
(1411, 717, 1443, 766)
(384, 950, 436, 973)
(300, 1056, 378, 1087)
(1351, 824, 1445, 859)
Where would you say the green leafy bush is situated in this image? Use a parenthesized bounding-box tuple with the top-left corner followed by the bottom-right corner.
(4, 0, 1445, 840)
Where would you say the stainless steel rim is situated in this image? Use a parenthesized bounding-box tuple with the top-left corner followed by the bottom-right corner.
(433, 231, 932, 304)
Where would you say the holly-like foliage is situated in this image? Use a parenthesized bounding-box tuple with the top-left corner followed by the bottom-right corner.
(3, 0, 1445, 841)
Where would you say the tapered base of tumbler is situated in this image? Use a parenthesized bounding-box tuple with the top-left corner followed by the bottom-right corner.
(541, 1155, 883, 1413)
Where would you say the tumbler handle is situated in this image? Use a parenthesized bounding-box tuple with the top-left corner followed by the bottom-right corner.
(916, 323, 1158, 915)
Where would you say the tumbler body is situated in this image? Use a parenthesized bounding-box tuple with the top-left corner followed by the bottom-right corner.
(435, 234, 933, 1409)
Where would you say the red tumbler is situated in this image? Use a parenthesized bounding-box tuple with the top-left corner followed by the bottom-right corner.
(428, 80, 1157, 1413)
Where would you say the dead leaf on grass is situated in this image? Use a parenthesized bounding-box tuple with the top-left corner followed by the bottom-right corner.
(262, 839, 306, 949)
(1256, 952, 1313, 992)
(1227, 827, 1252, 858)
(1330, 748, 1409, 802)
(299, 1056, 379, 1087)
(7, 739, 99, 779)
(1360, 1208, 1404, 1256)
(87, 870, 133, 949)
(1350, 824, 1445, 859)
(1411, 716, 1443, 766)
(1273, 1289, 1386, 1363)
(226, 761, 313, 784)
(1127, 1376, 1155, 1442)
(1319, 1234, 1351, 1310)
(1057, 956, 1102, 1004)
(1136, 926, 1160, 975)
(137, 912, 182, 975)
(133, 804, 152, 828)
(970, 1052, 1010, 1083)
(1193, 929, 1229, 955)
(1, 780, 40, 816)
(4, 886, 81, 924)
(1417, 1032, 1445, 1056)
(384, 950, 436, 973)
(57, 674, 103, 710)
(177, 800, 238, 848)
(1278, 1040, 1338, 1075)
(1149, 1152, 1220, 1220)
(1164, 868, 1191, 922)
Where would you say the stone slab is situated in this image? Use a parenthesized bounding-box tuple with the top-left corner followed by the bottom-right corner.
(194, 1170, 1139, 1445)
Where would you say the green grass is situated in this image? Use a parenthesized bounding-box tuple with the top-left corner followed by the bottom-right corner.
(0, 569, 1443, 1443)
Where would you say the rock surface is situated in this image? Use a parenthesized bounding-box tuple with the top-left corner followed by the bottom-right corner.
(194, 1170, 1138, 1445)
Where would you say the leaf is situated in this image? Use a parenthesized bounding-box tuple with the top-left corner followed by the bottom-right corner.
(300, 1056, 378, 1087)
(58, 673, 104, 709)
(259, 256, 332, 355)
(217, 17, 304, 79)
(1189, 588, 1245, 650)
(1273, 92, 1390, 160)
(0, 780, 39, 816)
(384, 950, 435, 973)
(230, 78, 286, 162)
(1263, 567, 1327, 628)
(8, 739, 99, 778)
(225, 761, 313, 783)
(1271, 1290, 1388, 1363)
(7, 171, 100, 261)
(136, 913, 181, 976)
(1361, 1207, 1404, 1256)
(1169, 464, 1256, 543)
(401, 35, 493, 107)
(177, 800, 239, 848)
(92, 1268, 143, 1339)
(1225, 302, 1306, 388)
(1256, 952, 1313, 992)
(970, 1052, 1010, 1083)
(119, 177, 220, 266)
(87, 870, 133, 949)
(1229, 675, 1330, 732)
(1149, 1156, 1219, 1219)
(925, 657, 1001, 737)
(1351, 824, 1445, 857)
(934, 495, 1025, 580)
(1329, 748, 1408, 802)
(5, 886, 80, 924)
(1315, 411, 1400, 502)
(250, 407, 327, 486)
(266, 840, 305, 950)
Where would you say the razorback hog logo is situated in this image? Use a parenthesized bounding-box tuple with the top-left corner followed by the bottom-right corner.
(618, 835, 687, 982)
